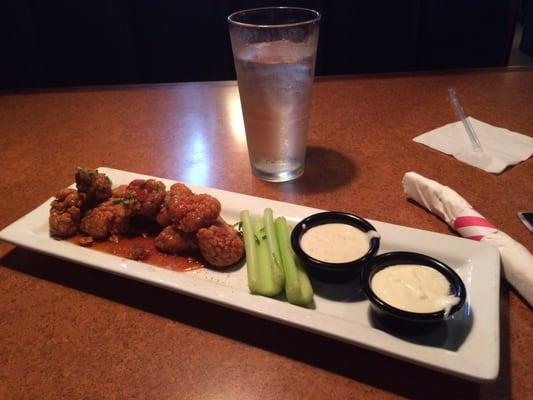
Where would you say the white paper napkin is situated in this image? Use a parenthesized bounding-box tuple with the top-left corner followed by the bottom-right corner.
(403, 171, 533, 306)
(413, 117, 533, 173)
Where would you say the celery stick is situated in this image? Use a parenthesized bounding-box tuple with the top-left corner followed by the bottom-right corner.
(263, 208, 285, 289)
(240, 210, 283, 297)
(253, 216, 284, 296)
(240, 210, 260, 289)
(275, 217, 314, 306)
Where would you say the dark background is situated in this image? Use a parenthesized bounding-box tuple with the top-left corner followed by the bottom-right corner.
(0, 0, 520, 90)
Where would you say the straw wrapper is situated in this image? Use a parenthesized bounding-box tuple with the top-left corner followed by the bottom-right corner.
(403, 171, 533, 306)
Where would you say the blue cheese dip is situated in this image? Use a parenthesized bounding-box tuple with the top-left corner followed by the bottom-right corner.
(300, 223, 379, 263)
(371, 264, 460, 317)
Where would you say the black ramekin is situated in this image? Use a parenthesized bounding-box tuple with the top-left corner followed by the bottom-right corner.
(360, 251, 467, 324)
(291, 211, 381, 283)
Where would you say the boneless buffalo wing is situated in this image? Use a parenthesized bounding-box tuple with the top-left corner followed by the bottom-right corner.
(196, 219, 245, 268)
(49, 188, 86, 237)
(125, 179, 166, 219)
(75, 167, 112, 206)
(155, 225, 199, 253)
(168, 193, 221, 232)
(156, 183, 194, 227)
(49, 168, 244, 269)
(79, 199, 134, 239)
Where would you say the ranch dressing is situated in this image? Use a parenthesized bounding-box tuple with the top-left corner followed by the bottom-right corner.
(300, 223, 378, 263)
(371, 264, 460, 317)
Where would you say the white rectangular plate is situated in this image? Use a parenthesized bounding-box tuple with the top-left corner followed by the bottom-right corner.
(0, 168, 500, 382)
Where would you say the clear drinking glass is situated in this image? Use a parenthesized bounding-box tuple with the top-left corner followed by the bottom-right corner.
(228, 7, 321, 182)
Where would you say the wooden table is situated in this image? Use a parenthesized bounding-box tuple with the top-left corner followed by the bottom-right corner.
(1, 68, 532, 399)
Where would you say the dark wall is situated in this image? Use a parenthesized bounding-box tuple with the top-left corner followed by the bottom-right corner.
(0, 0, 518, 90)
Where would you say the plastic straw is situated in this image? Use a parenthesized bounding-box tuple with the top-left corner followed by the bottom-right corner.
(448, 88, 483, 152)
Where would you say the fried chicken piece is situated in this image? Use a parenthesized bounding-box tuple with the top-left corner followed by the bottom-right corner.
(75, 167, 112, 206)
(170, 183, 194, 198)
(112, 184, 128, 198)
(169, 193, 221, 233)
(156, 183, 194, 227)
(196, 219, 244, 268)
(125, 179, 166, 219)
(49, 210, 80, 237)
(49, 188, 86, 237)
(79, 199, 134, 239)
(155, 225, 198, 253)
(50, 188, 86, 213)
(155, 206, 171, 228)
(127, 245, 149, 261)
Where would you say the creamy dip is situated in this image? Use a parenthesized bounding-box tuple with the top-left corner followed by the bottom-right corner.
(371, 264, 460, 317)
(300, 223, 378, 263)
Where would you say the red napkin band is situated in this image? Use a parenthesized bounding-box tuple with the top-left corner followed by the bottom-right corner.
(454, 209, 497, 241)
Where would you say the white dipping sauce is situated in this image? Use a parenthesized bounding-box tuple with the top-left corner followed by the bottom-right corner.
(300, 223, 378, 263)
(371, 264, 460, 316)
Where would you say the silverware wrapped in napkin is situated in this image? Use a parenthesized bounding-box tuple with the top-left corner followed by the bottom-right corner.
(403, 171, 533, 306)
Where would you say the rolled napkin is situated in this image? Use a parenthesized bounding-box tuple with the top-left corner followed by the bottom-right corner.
(413, 117, 533, 174)
(403, 171, 533, 306)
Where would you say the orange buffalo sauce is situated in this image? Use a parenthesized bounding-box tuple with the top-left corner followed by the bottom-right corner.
(67, 233, 204, 272)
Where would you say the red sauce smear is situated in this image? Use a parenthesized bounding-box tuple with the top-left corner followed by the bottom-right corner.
(67, 232, 204, 272)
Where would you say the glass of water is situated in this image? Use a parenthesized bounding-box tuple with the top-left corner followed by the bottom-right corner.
(228, 7, 321, 182)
